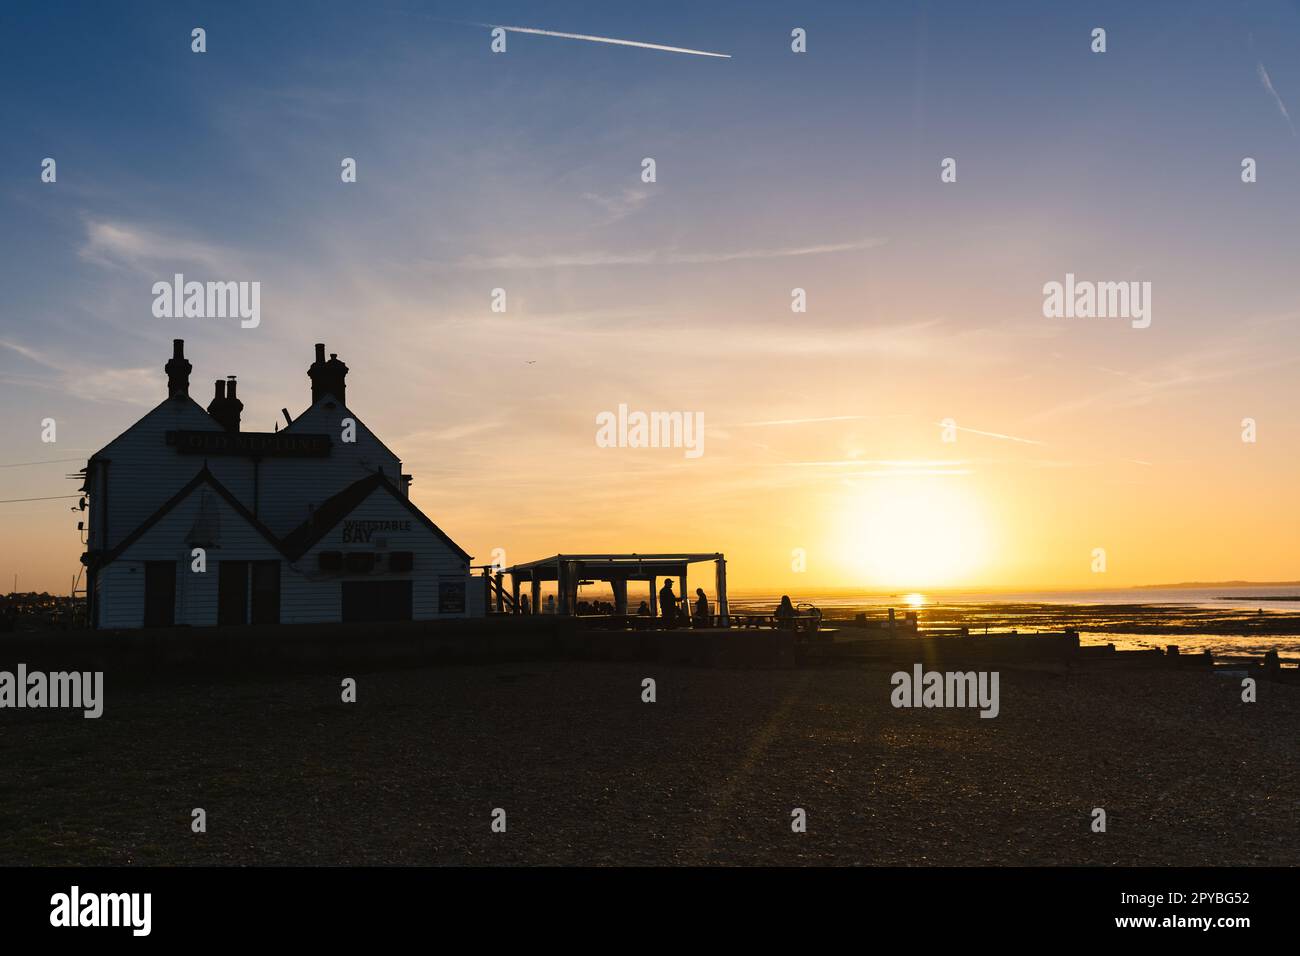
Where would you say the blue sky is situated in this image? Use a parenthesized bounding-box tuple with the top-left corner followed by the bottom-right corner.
(3, 1, 1299, 591)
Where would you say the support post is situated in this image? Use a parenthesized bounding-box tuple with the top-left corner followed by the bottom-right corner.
(572, 561, 582, 614)
(680, 565, 688, 623)
(531, 576, 541, 616)
(556, 559, 568, 616)
(715, 557, 729, 627)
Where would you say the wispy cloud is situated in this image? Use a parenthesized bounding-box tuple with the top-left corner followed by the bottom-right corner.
(79, 219, 240, 275)
(934, 422, 1044, 445)
(398, 421, 503, 443)
(442, 238, 886, 271)
(1025, 337, 1300, 425)
(730, 415, 872, 427)
(0, 338, 48, 366)
(789, 460, 972, 480)
(481, 23, 730, 58)
(781, 459, 971, 469)
(0, 339, 155, 406)
(582, 188, 652, 224)
(1257, 61, 1297, 137)
(842, 468, 973, 478)
(716, 319, 944, 360)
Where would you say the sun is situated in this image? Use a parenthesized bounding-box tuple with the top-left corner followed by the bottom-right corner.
(835, 477, 991, 589)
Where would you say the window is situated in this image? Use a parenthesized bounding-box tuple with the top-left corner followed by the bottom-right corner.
(344, 552, 375, 574)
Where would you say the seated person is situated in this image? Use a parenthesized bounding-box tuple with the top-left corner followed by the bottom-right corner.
(774, 595, 798, 630)
(693, 588, 710, 627)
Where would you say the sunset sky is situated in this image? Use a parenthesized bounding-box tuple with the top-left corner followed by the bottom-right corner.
(2, 0, 1299, 595)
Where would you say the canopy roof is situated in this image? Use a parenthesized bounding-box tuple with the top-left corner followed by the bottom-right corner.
(503, 553, 723, 581)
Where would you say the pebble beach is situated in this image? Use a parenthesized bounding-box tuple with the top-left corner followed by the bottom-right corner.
(1, 660, 1295, 866)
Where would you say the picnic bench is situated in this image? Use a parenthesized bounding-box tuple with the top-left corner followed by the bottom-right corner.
(733, 604, 822, 634)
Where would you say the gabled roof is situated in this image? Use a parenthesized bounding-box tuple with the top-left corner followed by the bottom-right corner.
(89, 395, 220, 464)
(284, 394, 403, 467)
(279, 471, 471, 562)
(94, 466, 285, 568)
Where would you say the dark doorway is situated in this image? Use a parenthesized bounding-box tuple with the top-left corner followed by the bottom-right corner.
(143, 561, 176, 627)
(218, 561, 249, 626)
(341, 580, 413, 623)
(251, 560, 281, 625)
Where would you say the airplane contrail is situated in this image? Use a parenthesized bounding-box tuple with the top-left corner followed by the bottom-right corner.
(481, 23, 731, 58)
(1257, 60, 1297, 137)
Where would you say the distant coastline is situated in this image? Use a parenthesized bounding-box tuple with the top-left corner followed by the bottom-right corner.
(1135, 580, 1300, 590)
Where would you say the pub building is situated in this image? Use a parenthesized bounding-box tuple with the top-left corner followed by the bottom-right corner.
(78, 340, 479, 628)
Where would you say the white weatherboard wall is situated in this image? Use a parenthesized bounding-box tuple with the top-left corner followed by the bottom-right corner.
(258, 397, 401, 537)
(92, 398, 252, 552)
(282, 486, 471, 623)
(98, 485, 281, 629)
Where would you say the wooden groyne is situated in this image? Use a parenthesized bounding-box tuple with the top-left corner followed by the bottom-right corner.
(0, 617, 1294, 679)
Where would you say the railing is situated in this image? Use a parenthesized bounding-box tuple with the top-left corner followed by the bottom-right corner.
(474, 567, 517, 615)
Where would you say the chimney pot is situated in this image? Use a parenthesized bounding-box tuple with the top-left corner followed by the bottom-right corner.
(165, 340, 192, 400)
(207, 378, 242, 432)
(308, 342, 348, 406)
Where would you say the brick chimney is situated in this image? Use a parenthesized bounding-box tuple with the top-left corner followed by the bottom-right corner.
(308, 342, 348, 406)
(207, 376, 243, 431)
(165, 339, 191, 399)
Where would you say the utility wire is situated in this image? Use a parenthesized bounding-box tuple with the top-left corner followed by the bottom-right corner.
(0, 494, 82, 504)
(0, 457, 87, 468)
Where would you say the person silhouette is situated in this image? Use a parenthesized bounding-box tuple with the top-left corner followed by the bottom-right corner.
(694, 587, 709, 627)
(659, 578, 677, 626)
(519, 593, 530, 616)
(775, 595, 797, 630)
